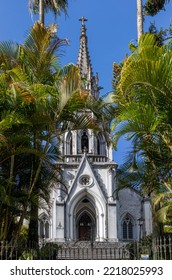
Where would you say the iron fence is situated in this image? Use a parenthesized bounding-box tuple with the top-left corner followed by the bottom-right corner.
(152, 236, 172, 260)
(0, 236, 172, 260)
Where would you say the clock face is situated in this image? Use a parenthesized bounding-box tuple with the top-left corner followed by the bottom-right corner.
(79, 175, 93, 187)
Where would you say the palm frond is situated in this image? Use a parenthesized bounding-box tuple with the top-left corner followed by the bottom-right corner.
(0, 41, 20, 70)
(28, 0, 68, 15)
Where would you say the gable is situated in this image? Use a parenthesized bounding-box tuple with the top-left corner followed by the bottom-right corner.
(65, 153, 107, 204)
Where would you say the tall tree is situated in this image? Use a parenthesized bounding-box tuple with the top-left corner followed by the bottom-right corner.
(0, 22, 72, 253)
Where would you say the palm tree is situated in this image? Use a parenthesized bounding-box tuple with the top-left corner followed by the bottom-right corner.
(112, 33, 172, 233)
(0, 22, 68, 253)
(28, 0, 68, 25)
(0, 22, 111, 257)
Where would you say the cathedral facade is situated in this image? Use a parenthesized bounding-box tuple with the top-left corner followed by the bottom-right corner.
(38, 18, 152, 243)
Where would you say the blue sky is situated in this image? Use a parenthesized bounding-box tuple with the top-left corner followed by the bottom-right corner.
(0, 0, 171, 164)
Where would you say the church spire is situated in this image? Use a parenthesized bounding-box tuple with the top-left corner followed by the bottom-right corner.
(77, 17, 93, 81)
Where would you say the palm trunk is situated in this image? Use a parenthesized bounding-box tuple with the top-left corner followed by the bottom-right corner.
(39, 0, 44, 25)
(1, 155, 15, 257)
(137, 0, 143, 41)
(3, 155, 15, 242)
(27, 191, 39, 246)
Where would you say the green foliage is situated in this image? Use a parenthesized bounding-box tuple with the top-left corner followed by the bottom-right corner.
(112, 33, 172, 229)
(164, 225, 172, 233)
(19, 249, 38, 260)
(112, 62, 123, 89)
(147, 21, 172, 47)
(148, 22, 168, 46)
(144, 0, 169, 16)
(39, 243, 60, 259)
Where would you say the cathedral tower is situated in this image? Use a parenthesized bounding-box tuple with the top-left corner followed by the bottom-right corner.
(51, 18, 118, 242)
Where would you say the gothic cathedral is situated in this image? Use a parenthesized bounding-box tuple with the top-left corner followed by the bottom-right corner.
(39, 18, 152, 243)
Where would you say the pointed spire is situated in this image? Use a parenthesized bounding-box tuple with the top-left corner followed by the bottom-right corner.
(77, 17, 101, 100)
(77, 17, 93, 81)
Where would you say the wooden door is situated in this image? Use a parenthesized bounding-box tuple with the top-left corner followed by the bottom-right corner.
(78, 213, 92, 240)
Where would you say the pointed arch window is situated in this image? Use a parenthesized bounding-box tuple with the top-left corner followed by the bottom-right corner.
(81, 131, 89, 153)
(39, 215, 50, 239)
(97, 133, 105, 155)
(66, 132, 73, 155)
(122, 214, 133, 240)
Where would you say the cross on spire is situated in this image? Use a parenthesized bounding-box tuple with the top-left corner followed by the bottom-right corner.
(79, 16, 88, 26)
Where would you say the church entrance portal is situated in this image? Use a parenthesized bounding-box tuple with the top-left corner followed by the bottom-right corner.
(78, 213, 93, 240)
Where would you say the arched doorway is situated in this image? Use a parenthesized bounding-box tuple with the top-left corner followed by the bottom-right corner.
(78, 212, 92, 240)
(71, 195, 102, 241)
